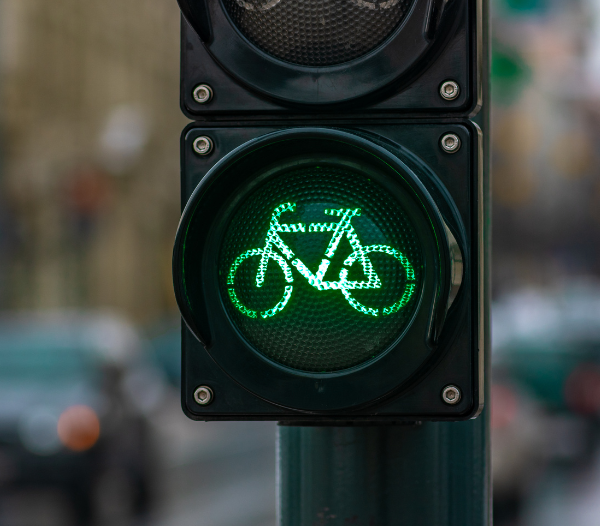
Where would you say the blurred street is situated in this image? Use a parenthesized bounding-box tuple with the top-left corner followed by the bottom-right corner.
(146, 402, 276, 526)
(0, 387, 277, 526)
(521, 457, 600, 526)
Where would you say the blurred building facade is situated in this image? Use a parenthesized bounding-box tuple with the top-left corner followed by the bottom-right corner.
(491, 0, 600, 297)
(0, 0, 187, 322)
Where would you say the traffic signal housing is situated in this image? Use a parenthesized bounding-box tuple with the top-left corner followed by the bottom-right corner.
(178, 0, 481, 115)
(173, 0, 485, 422)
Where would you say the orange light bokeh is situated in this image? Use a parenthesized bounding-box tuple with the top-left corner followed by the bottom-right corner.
(57, 405, 101, 452)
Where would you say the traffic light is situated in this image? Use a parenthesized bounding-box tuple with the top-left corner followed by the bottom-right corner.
(173, 0, 485, 422)
(177, 0, 479, 114)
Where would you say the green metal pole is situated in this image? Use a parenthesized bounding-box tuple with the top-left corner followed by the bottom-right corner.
(277, 1, 491, 523)
(278, 419, 489, 526)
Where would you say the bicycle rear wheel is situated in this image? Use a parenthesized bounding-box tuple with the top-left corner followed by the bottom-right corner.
(341, 245, 416, 317)
(227, 249, 294, 319)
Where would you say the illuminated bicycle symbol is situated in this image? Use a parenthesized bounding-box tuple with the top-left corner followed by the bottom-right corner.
(227, 202, 416, 319)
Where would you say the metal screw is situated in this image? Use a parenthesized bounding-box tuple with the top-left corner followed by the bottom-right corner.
(194, 386, 214, 406)
(440, 80, 460, 101)
(193, 84, 213, 104)
(193, 136, 214, 156)
(442, 385, 461, 405)
(440, 133, 461, 154)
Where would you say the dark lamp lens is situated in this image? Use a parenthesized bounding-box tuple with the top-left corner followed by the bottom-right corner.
(219, 164, 422, 372)
(222, 0, 414, 66)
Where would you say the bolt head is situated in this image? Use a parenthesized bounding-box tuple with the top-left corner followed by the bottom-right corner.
(442, 385, 461, 405)
(194, 386, 214, 406)
(193, 84, 213, 104)
(440, 80, 460, 101)
(193, 136, 214, 156)
(440, 133, 461, 154)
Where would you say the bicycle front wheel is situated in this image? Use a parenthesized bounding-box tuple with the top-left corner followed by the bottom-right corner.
(227, 248, 294, 319)
(341, 245, 416, 317)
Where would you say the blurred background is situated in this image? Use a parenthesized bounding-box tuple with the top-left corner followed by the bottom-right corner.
(492, 1, 600, 525)
(0, 0, 600, 524)
(0, 1, 276, 525)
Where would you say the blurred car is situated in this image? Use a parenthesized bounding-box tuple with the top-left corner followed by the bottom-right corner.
(492, 281, 600, 525)
(494, 283, 600, 415)
(0, 311, 165, 525)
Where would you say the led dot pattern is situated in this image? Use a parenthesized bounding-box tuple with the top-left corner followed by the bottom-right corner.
(219, 165, 423, 372)
(222, 0, 414, 67)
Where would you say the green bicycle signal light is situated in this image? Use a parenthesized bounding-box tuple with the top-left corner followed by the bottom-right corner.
(218, 167, 425, 373)
(173, 127, 477, 415)
(226, 202, 417, 320)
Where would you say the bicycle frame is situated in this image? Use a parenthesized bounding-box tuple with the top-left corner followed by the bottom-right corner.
(227, 202, 416, 318)
(256, 202, 382, 292)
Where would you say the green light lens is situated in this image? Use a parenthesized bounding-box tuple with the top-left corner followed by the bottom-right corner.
(219, 164, 423, 372)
